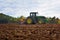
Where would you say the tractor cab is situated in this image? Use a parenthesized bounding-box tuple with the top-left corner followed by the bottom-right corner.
(30, 12, 38, 17)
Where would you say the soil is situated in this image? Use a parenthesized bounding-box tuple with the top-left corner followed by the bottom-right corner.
(0, 24, 60, 40)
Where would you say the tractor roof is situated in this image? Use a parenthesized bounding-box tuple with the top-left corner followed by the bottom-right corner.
(30, 12, 38, 14)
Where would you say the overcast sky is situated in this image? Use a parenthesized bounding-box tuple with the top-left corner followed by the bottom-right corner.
(0, 0, 60, 18)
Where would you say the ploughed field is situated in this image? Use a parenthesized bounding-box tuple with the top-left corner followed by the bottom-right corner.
(0, 24, 60, 40)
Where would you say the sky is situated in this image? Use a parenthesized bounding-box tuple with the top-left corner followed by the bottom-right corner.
(0, 0, 60, 18)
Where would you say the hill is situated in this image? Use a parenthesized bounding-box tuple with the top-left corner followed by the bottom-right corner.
(0, 13, 17, 23)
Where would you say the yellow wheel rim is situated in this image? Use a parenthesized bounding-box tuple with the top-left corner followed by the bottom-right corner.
(27, 18, 32, 24)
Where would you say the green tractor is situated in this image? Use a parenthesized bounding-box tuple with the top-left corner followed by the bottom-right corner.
(25, 12, 47, 24)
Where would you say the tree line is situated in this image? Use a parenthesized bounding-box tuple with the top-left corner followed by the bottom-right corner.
(0, 13, 60, 24)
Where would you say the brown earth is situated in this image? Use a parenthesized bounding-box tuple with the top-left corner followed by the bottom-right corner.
(0, 24, 60, 40)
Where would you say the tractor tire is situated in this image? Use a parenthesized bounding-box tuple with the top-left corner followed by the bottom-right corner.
(26, 18, 32, 24)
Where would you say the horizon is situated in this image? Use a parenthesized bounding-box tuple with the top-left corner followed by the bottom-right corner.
(0, 0, 60, 18)
(0, 12, 60, 19)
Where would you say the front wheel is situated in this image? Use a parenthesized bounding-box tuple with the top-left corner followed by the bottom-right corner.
(26, 18, 32, 24)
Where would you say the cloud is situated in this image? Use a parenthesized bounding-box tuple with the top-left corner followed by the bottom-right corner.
(0, 0, 60, 18)
(36, 0, 60, 18)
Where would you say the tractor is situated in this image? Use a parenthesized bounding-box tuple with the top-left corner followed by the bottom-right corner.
(25, 12, 47, 24)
